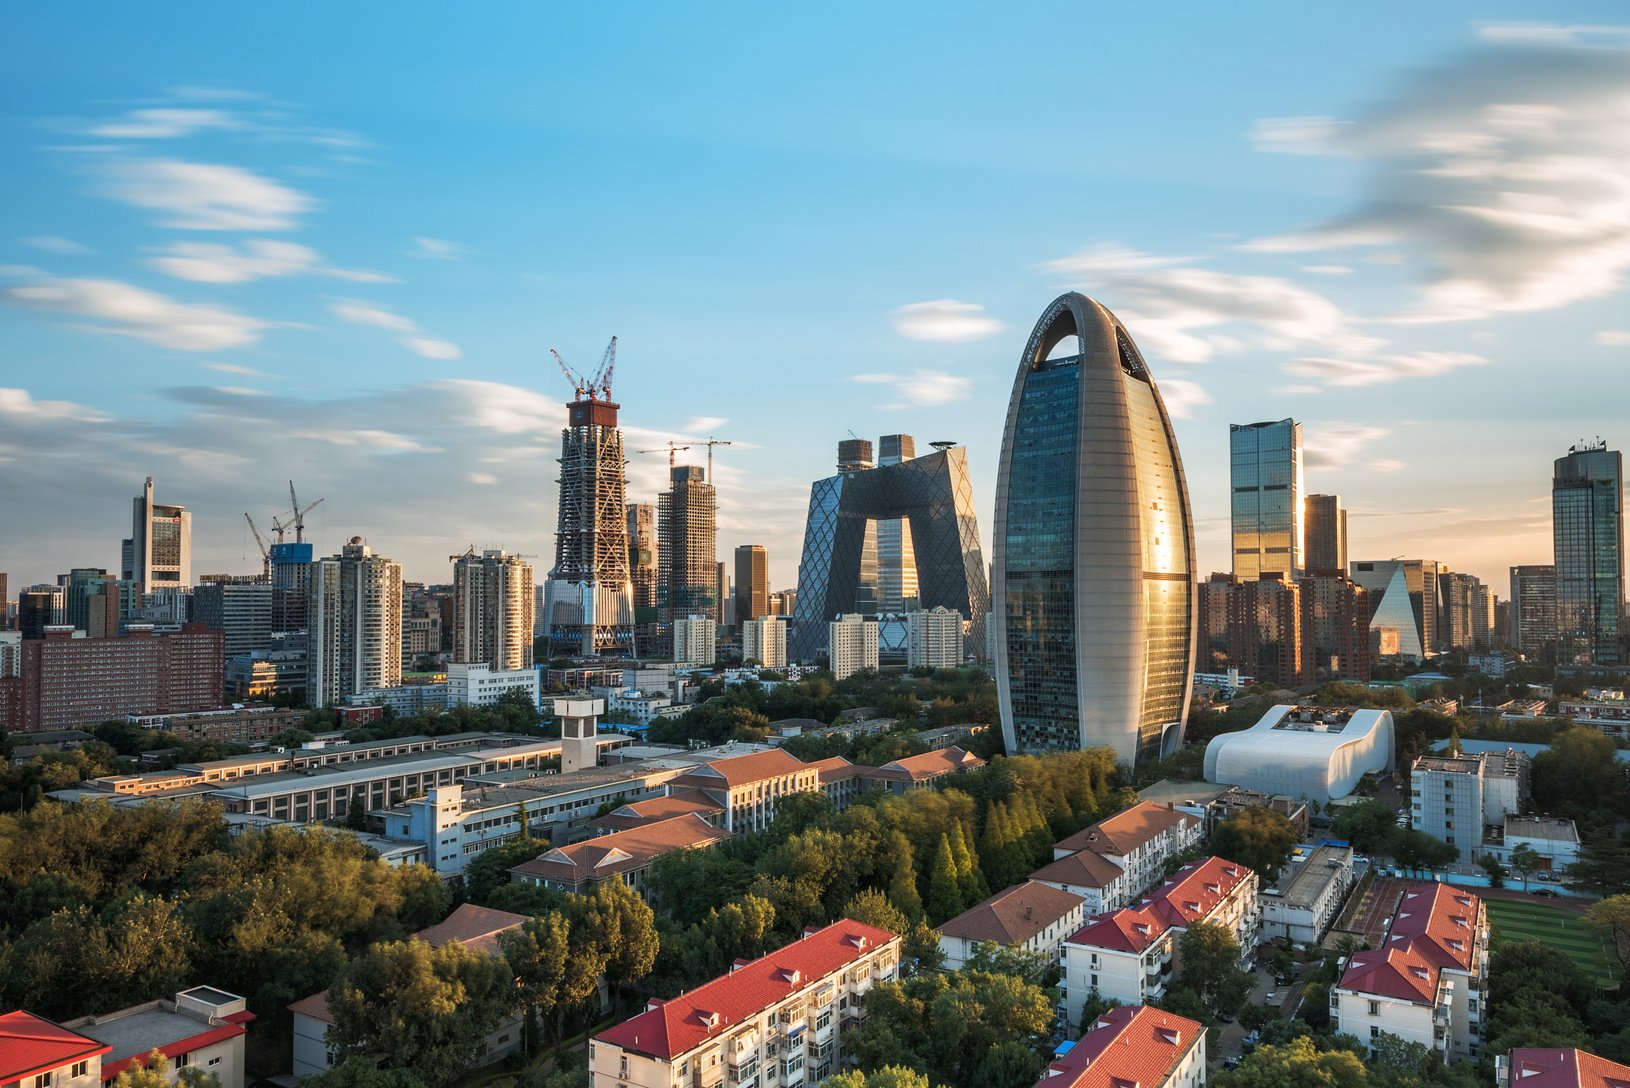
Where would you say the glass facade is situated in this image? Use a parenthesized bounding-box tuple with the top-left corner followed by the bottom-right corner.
(1553, 445, 1624, 665)
(1229, 419, 1303, 581)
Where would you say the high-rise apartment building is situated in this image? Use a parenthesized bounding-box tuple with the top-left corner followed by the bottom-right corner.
(828, 613, 879, 680)
(626, 503, 659, 617)
(308, 537, 403, 706)
(541, 377, 634, 655)
(906, 605, 963, 670)
(1438, 571, 1484, 653)
(715, 561, 730, 627)
(1305, 494, 1347, 573)
(1230, 419, 1304, 581)
(20, 624, 225, 730)
(734, 545, 769, 623)
(658, 466, 717, 623)
(741, 616, 787, 668)
(451, 549, 535, 671)
(192, 575, 274, 660)
(673, 614, 717, 666)
(1195, 574, 1304, 688)
(876, 433, 920, 610)
(993, 293, 1196, 765)
(1509, 565, 1557, 659)
(1300, 571, 1371, 681)
(19, 587, 63, 638)
(120, 477, 191, 590)
(1553, 441, 1624, 665)
(1350, 559, 1442, 660)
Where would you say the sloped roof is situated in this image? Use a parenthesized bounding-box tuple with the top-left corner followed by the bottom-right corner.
(590, 789, 724, 831)
(1142, 856, 1254, 929)
(1030, 849, 1127, 891)
(1338, 883, 1483, 1003)
(594, 920, 897, 1061)
(673, 749, 811, 788)
(1037, 1004, 1203, 1088)
(0, 1012, 110, 1084)
(287, 991, 333, 1026)
(1053, 801, 1198, 858)
(509, 814, 728, 884)
(938, 881, 1085, 946)
(1338, 944, 1441, 1005)
(1505, 1048, 1630, 1088)
(806, 756, 860, 784)
(866, 747, 984, 782)
(1066, 904, 1172, 955)
(415, 903, 530, 957)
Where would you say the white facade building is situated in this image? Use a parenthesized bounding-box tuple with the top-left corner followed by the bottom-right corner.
(742, 616, 788, 669)
(1203, 704, 1395, 803)
(827, 613, 878, 680)
(936, 881, 1086, 972)
(1035, 801, 1205, 915)
(1036, 1005, 1206, 1088)
(906, 606, 964, 670)
(1489, 816, 1580, 877)
(1410, 750, 1530, 864)
(446, 663, 540, 708)
(1259, 843, 1355, 946)
(308, 537, 403, 707)
(674, 613, 717, 665)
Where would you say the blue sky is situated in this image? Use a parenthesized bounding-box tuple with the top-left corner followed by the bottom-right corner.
(4, 4, 1629, 595)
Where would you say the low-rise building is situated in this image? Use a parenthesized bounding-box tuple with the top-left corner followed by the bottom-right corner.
(589, 920, 900, 1088)
(1045, 801, 1204, 913)
(446, 663, 540, 708)
(64, 987, 254, 1088)
(589, 790, 725, 834)
(859, 746, 984, 794)
(1, 1013, 110, 1088)
(127, 706, 306, 744)
(937, 880, 1086, 972)
(1489, 816, 1581, 877)
(1034, 1005, 1205, 1088)
(1203, 704, 1395, 803)
(509, 813, 730, 898)
(1496, 1048, 1630, 1087)
(1333, 884, 1488, 1061)
(1259, 843, 1356, 946)
(1560, 696, 1630, 739)
(666, 749, 820, 835)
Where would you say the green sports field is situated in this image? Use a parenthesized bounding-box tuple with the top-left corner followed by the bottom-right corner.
(1485, 897, 1619, 986)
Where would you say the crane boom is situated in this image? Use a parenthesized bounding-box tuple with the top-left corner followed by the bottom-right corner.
(593, 336, 618, 400)
(244, 513, 270, 580)
(550, 348, 587, 397)
(700, 436, 734, 484)
(636, 442, 691, 471)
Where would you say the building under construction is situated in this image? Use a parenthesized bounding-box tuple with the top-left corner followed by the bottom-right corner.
(658, 464, 717, 623)
(541, 340, 635, 656)
(626, 502, 660, 619)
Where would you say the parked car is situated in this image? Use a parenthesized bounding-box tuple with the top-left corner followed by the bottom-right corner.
(1535, 888, 1560, 898)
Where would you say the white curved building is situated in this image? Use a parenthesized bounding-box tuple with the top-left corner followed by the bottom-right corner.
(1204, 704, 1394, 802)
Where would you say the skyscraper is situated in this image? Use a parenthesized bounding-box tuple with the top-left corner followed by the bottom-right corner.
(626, 503, 660, 618)
(270, 541, 313, 635)
(1305, 494, 1347, 573)
(192, 575, 274, 659)
(734, 545, 769, 624)
(876, 434, 920, 610)
(121, 477, 191, 590)
(452, 548, 535, 671)
(1554, 441, 1624, 665)
(993, 293, 1196, 765)
(1509, 564, 1557, 659)
(1230, 419, 1304, 581)
(1350, 559, 1442, 659)
(308, 537, 403, 706)
(541, 376, 634, 655)
(658, 465, 717, 623)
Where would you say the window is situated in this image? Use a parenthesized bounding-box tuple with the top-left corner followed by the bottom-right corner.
(72, 1064, 88, 1079)
(1369, 1001, 1380, 1016)
(207, 1059, 221, 1069)
(174, 1055, 190, 1070)
(1370, 1026, 1381, 1039)
(34, 1073, 52, 1088)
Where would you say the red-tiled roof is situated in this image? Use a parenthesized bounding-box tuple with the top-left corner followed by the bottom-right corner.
(594, 919, 898, 1061)
(938, 881, 1085, 945)
(510, 814, 729, 884)
(1030, 849, 1127, 891)
(1038, 1004, 1203, 1088)
(1066, 904, 1171, 954)
(1142, 856, 1254, 929)
(287, 991, 333, 1026)
(806, 756, 859, 784)
(415, 903, 530, 957)
(867, 747, 984, 782)
(591, 790, 724, 831)
(1339, 944, 1441, 1005)
(674, 749, 812, 788)
(1053, 801, 1199, 858)
(98, 1014, 256, 1084)
(1505, 1048, 1630, 1088)
(0, 1012, 110, 1084)
(1338, 883, 1483, 1003)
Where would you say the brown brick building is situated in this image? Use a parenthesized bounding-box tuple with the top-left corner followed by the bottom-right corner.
(21, 624, 225, 730)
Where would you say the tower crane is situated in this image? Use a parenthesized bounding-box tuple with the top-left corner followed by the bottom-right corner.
(244, 513, 271, 581)
(699, 436, 734, 484)
(286, 481, 324, 544)
(637, 442, 692, 471)
(549, 337, 619, 401)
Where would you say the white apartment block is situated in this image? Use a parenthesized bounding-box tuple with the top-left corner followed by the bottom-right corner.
(1410, 752, 1529, 864)
(1060, 856, 1259, 1034)
(308, 538, 403, 706)
(827, 613, 878, 679)
(589, 921, 901, 1088)
(1259, 844, 1355, 946)
(1032, 801, 1204, 916)
(1334, 884, 1488, 1062)
(937, 880, 1085, 972)
(452, 549, 535, 671)
(1035, 1005, 1205, 1088)
(674, 614, 718, 666)
(906, 605, 963, 670)
(446, 663, 540, 708)
(742, 617, 788, 669)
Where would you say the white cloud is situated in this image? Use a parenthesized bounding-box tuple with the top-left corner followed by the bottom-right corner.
(1301, 265, 1353, 276)
(848, 368, 973, 408)
(102, 159, 313, 230)
(1304, 423, 1391, 469)
(148, 240, 394, 284)
(889, 300, 1003, 343)
(0, 387, 111, 423)
(402, 337, 462, 361)
(1477, 24, 1630, 47)
(87, 108, 245, 139)
(1249, 116, 1347, 155)
(1284, 351, 1488, 387)
(468, 472, 497, 485)
(680, 416, 729, 435)
(329, 300, 461, 360)
(5, 276, 268, 351)
(23, 235, 94, 255)
(1597, 330, 1630, 346)
(1047, 243, 1193, 274)
(1157, 378, 1210, 420)
(1275, 384, 1321, 396)
(204, 362, 269, 377)
(409, 237, 465, 260)
(1369, 459, 1407, 472)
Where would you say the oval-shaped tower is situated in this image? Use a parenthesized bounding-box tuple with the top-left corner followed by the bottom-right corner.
(993, 293, 1197, 766)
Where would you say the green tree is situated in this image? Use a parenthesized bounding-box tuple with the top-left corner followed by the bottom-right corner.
(1508, 844, 1540, 891)
(327, 939, 514, 1085)
(1391, 830, 1457, 875)
(925, 834, 963, 924)
(502, 912, 570, 1055)
(1217, 1036, 1366, 1088)
(1208, 807, 1297, 880)
(110, 1050, 222, 1088)
(818, 1068, 933, 1088)
(1585, 895, 1630, 977)
(882, 830, 923, 921)
(948, 821, 987, 906)
(843, 889, 912, 938)
(1175, 920, 1251, 1017)
(1329, 799, 1399, 854)
(1567, 829, 1630, 897)
(299, 1056, 425, 1088)
(585, 878, 659, 1013)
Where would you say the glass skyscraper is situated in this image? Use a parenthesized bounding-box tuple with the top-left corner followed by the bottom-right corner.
(1553, 442, 1624, 665)
(1230, 419, 1304, 581)
(992, 293, 1196, 766)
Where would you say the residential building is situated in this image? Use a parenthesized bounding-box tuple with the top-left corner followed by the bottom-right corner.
(191, 576, 274, 660)
(20, 624, 224, 731)
(0, 1011, 110, 1088)
(1439, 571, 1486, 653)
(1231, 418, 1305, 581)
(451, 549, 535, 672)
(541, 375, 635, 656)
(446, 663, 539, 708)
(291, 905, 527, 1079)
(1561, 693, 1630, 738)
(1300, 571, 1372, 682)
(937, 880, 1086, 972)
(509, 813, 729, 898)
(65, 987, 253, 1088)
(1510, 564, 1557, 660)
(658, 465, 717, 623)
(589, 920, 901, 1088)
(1060, 856, 1259, 1025)
(906, 605, 964, 669)
(742, 617, 787, 669)
(126, 705, 305, 744)
(994, 294, 1196, 765)
(715, 561, 731, 627)
(1496, 1048, 1630, 1087)
(1306, 493, 1348, 574)
(859, 746, 984, 794)
(1203, 705, 1395, 803)
(673, 614, 717, 666)
(269, 541, 313, 635)
(1259, 843, 1355, 946)
(1553, 442, 1624, 665)
(1037, 1004, 1206, 1087)
(666, 749, 820, 835)
(1489, 815, 1580, 876)
(1043, 801, 1204, 913)
(1334, 884, 1488, 1061)
(1410, 751, 1530, 863)
(734, 545, 768, 624)
(1196, 573, 1305, 688)
(121, 477, 191, 591)
(1, 631, 23, 728)
(827, 613, 878, 680)
(789, 437, 988, 663)
(1351, 559, 1443, 660)
(308, 537, 403, 707)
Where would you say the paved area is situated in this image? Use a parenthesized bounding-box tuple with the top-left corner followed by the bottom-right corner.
(1212, 965, 1276, 1060)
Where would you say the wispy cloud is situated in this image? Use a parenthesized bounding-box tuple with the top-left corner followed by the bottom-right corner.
(101, 159, 313, 230)
(86, 108, 246, 140)
(23, 235, 95, 256)
(148, 240, 393, 284)
(330, 300, 461, 360)
(1157, 378, 1210, 420)
(889, 300, 1003, 342)
(1304, 423, 1391, 469)
(408, 237, 465, 261)
(1597, 330, 1630, 346)
(5, 276, 268, 351)
(848, 368, 972, 408)
(1284, 351, 1487, 387)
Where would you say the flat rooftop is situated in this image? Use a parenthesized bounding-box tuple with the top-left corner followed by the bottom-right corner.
(1271, 705, 1358, 734)
(1267, 843, 1353, 908)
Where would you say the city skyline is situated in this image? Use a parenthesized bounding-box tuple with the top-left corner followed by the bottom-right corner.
(5, 8, 1630, 592)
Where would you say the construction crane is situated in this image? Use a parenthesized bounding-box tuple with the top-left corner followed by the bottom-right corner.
(244, 513, 271, 580)
(549, 336, 619, 401)
(637, 442, 692, 471)
(699, 436, 734, 484)
(286, 481, 324, 544)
